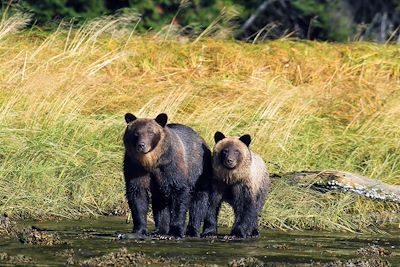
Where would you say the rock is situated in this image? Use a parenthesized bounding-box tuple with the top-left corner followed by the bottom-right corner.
(0, 214, 17, 236)
(79, 248, 145, 266)
(17, 227, 62, 246)
(324, 258, 391, 267)
(0, 252, 33, 264)
(228, 257, 264, 267)
(356, 245, 392, 257)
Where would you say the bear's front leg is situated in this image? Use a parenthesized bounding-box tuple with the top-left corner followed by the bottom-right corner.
(230, 185, 256, 239)
(168, 187, 191, 238)
(124, 158, 151, 236)
(126, 178, 150, 236)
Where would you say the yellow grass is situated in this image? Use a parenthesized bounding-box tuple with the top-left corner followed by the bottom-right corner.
(0, 15, 399, 231)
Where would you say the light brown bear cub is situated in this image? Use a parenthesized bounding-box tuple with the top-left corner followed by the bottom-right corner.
(202, 131, 270, 238)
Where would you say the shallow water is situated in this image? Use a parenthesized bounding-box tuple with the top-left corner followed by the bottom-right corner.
(1, 216, 399, 266)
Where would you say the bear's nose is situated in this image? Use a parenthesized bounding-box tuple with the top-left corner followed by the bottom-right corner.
(136, 142, 146, 151)
(227, 158, 234, 164)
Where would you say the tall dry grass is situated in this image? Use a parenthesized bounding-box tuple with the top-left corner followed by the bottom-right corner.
(0, 14, 399, 231)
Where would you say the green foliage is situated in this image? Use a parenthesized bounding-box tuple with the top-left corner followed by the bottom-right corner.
(6, 0, 398, 42)
(291, 0, 352, 41)
(17, 0, 249, 32)
(9, 0, 251, 30)
(17, 0, 107, 24)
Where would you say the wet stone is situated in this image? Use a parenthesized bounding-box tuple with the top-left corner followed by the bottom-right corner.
(79, 248, 145, 266)
(228, 257, 264, 267)
(0, 214, 17, 236)
(356, 245, 392, 257)
(266, 243, 289, 250)
(0, 252, 33, 264)
(324, 258, 391, 267)
(17, 227, 63, 246)
(55, 248, 76, 258)
(77, 247, 211, 267)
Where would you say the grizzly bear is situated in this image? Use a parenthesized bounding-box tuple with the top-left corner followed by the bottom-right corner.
(202, 131, 270, 238)
(123, 113, 211, 238)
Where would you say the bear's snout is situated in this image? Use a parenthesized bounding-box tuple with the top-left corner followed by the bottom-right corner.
(136, 142, 145, 151)
(223, 157, 237, 169)
(136, 142, 151, 153)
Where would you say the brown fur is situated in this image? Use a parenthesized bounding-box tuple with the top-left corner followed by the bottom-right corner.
(126, 119, 166, 170)
(123, 113, 212, 237)
(127, 120, 190, 178)
(212, 138, 269, 196)
(173, 131, 189, 177)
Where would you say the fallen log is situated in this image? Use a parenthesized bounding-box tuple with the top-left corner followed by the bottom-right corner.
(273, 171, 400, 204)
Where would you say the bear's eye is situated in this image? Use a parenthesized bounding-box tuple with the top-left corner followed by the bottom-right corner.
(133, 132, 139, 137)
(234, 150, 240, 155)
(147, 127, 155, 136)
(222, 149, 228, 155)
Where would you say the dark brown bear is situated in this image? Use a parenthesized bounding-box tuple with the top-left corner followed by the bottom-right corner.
(202, 131, 270, 239)
(123, 113, 211, 238)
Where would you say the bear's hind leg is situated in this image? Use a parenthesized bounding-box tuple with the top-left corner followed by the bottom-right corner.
(202, 188, 223, 238)
(248, 187, 268, 238)
(168, 187, 191, 238)
(186, 190, 208, 237)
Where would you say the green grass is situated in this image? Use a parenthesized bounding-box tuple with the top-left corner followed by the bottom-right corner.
(0, 14, 399, 232)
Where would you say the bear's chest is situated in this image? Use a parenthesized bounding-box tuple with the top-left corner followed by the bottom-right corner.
(148, 168, 177, 196)
(221, 183, 250, 204)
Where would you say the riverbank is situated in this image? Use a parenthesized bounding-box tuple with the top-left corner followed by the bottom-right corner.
(1, 216, 399, 266)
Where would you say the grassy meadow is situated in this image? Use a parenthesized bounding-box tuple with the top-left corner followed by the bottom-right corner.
(0, 14, 399, 232)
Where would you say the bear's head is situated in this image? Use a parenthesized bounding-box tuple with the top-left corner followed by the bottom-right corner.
(123, 113, 168, 166)
(213, 131, 251, 170)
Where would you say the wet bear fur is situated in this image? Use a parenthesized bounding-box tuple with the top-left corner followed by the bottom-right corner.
(202, 131, 270, 238)
(123, 113, 211, 238)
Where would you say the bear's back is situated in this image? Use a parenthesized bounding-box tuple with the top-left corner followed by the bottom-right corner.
(167, 123, 211, 181)
(167, 123, 201, 142)
(249, 152, 270, 192)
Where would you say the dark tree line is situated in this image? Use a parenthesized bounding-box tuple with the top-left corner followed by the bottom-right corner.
(4, 0, 400, 42)
(241, 0, 400, 42)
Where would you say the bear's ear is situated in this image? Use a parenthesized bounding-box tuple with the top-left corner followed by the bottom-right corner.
(239, 134, 251, 147)
(214, 131, 226, 143)
(125, 113, 137, 124)
(155, 113, 168, 127)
